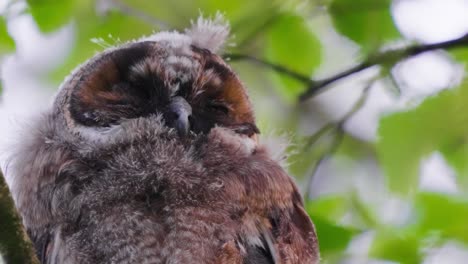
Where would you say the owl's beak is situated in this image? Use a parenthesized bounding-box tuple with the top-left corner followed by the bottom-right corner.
(167, 96, 192, 137)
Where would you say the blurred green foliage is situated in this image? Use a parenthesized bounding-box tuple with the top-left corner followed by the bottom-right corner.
(329, 0, 400, 52)
(379, 81, 468, 195)
(0, 17, 15, 53)
(1, 0, 468, 263)
(265, 13, 322, 102)
(26, 0, 79, 32)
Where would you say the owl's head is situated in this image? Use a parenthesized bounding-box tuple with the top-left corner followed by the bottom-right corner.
(54, 15, 258, 141)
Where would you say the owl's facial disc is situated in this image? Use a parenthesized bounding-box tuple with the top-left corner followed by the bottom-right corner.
(66, 41, 259, 139)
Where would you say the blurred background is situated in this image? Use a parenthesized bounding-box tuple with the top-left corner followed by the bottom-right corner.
(1, 0, 468, 263)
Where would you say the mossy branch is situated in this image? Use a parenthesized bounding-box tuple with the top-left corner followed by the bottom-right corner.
(0, 171, 40, 264)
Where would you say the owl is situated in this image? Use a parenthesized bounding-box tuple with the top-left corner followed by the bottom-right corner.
(8, 15, 319, 264)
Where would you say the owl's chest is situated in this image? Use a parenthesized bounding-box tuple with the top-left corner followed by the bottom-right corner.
(81, 140, 291, 209)
(64, 142, 295, 263)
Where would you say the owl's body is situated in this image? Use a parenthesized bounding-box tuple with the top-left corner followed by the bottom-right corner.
(8, 16, 319, 264)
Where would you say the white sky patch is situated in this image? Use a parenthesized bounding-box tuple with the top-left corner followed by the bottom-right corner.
(376, 196, 412, 226)
(393, 52, 463, 98)
(344, 231, 375, 262)
(393, 0, 468, 43)
(0, 14, 72, 169)
(419, 152, 458, 193)
(342, 80, 395, 141)
(7, 14, 74, 74)
(0, 0, 7, 13)
(424, 241, 468, 264)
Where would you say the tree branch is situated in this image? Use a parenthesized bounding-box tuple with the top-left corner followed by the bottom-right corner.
(226, 33, 468, 102)
(0, 171, 39, 264)
(300, 33, 468, 100)
(225, 54, 311, 83)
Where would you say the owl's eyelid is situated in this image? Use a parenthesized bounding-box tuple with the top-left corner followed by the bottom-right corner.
(207, 101, 230, 114)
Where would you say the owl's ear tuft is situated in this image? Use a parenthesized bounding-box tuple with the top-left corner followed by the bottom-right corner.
(186, 12, 230, 54)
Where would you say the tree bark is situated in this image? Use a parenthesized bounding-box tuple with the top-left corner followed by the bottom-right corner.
(0, 171, 40, 264)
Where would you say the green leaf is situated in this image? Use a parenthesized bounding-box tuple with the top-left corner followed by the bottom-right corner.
(369, 193, 468, 263)
(439, 143, 468, 189)
(307, 191, 381, 228)
(265, 13, 321, 103)
(336, 134, 375, 159)
(377, 81, 468, 195)
(329, 0, 399, 52)
(0, 17, 15, 53)
(51, 8, 154, 82)
(450, 47, 468, 64)
(370, 230, 421, 264)
(414, 192, 468, 243)
(0, 16, 14, 96)
(26, 0, 79, 32)
(199, 0, 271, 22)
(306, 195, 349, 223)
(310, 215, 358, 255)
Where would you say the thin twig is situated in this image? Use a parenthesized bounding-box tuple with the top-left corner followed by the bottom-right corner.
(100, 0, 170, 29)
(226, 33, 468, 102)
(225, 53, 311, 83)
(304, 77, 376, 150)
(303, 123, 336, 150)
(304, 131, 344, 200)
(303, 78, 377, 199)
